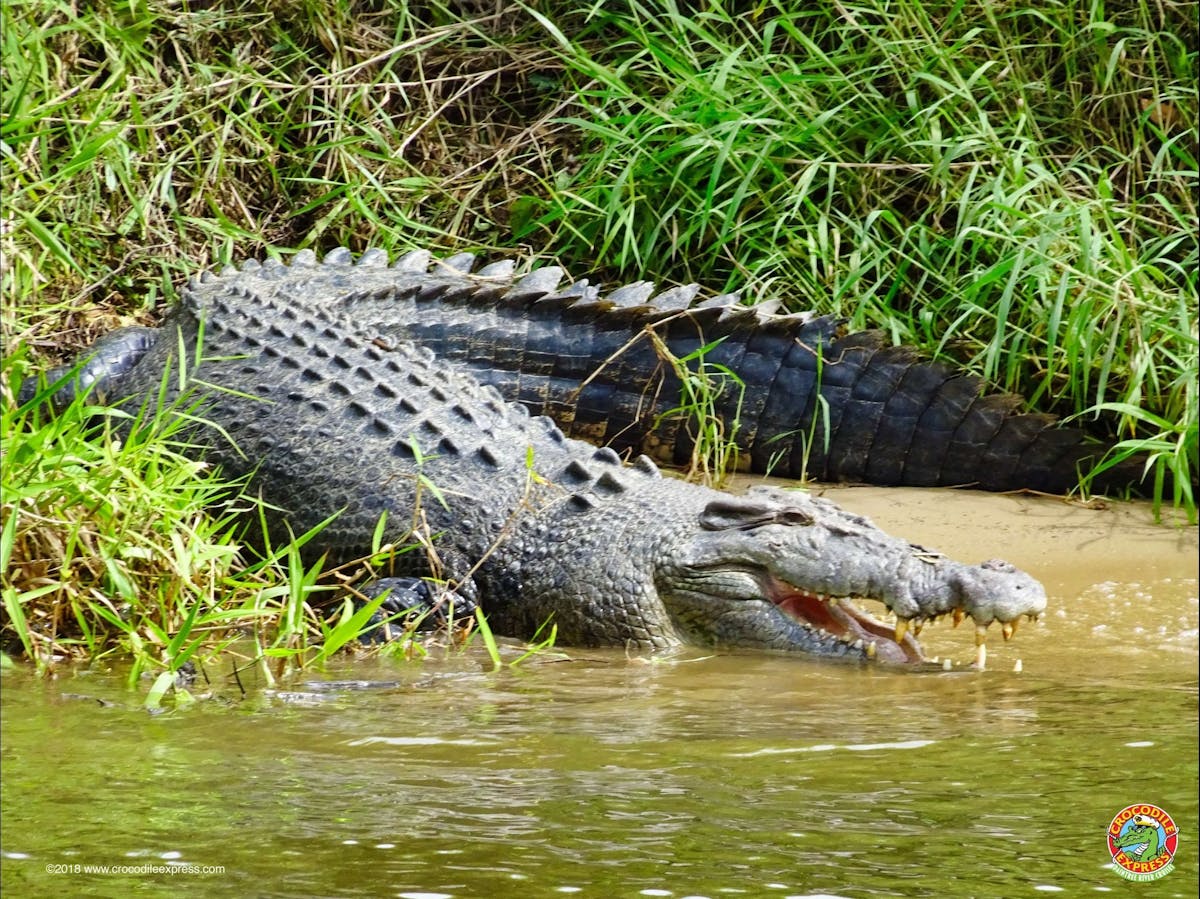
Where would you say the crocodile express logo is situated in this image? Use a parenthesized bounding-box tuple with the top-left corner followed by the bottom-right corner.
(1107, 804, 1178, 881)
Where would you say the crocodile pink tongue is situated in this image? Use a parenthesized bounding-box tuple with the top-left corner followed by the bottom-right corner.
(769, 586, 924, 664)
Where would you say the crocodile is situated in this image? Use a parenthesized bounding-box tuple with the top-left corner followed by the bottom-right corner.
(30, 249, 1141, 494)
(20, 248, 1047, 663)
(1112, 816, 1165, 863)
(192, 248, 1151, 492)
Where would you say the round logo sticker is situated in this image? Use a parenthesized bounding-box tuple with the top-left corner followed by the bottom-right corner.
(1107, 804, 1178, 882)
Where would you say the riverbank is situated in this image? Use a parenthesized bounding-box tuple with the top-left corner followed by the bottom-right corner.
(2, 1, 1195, 676)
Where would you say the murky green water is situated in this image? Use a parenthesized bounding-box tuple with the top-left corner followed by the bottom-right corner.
(2, 492, 1197, 898)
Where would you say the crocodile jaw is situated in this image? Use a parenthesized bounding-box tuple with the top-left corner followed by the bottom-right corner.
(766, 578, 924, 664)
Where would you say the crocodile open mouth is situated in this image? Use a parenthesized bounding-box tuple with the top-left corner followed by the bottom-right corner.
(766, 578, 924, 664)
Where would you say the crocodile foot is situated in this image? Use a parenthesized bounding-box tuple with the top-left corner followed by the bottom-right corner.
(352, 577, 477, 643)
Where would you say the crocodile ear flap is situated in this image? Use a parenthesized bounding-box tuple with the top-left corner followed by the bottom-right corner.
(699, 497, 814, 531)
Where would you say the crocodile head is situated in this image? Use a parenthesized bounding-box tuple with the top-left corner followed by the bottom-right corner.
(660, 486, 1047, 664)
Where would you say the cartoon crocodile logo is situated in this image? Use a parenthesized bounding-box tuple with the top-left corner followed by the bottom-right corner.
(1112, 815, 1162, 860)
(1107, 805, 1178, 882)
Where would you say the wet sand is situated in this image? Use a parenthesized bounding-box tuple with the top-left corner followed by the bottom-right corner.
(728, 478, 1200, 670)
(766, 482, 1199, 585)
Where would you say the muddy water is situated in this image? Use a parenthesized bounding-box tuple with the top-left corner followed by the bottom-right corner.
(2, 487, 1197, 898)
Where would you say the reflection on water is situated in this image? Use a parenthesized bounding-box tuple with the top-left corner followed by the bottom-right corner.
(2, 492, 1197, 898)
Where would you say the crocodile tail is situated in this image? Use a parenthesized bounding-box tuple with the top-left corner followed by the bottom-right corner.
(200, 248, 1158, 495)
(15, 326, 161, 409)
(780, 328, 1122, 493)
(345, 255, 1133, 494)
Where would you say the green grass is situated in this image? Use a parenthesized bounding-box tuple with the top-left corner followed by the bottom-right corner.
(517, 0, 1197, 502)
(649, 333, 746, 486)
(1, 0, 1195, 672)
(0, 349, 470, 696)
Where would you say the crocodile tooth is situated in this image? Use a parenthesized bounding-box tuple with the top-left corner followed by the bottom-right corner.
(1013, 659, 1023, 673)
(476, 259, 516, 279)
(952, 608, 964, 628)
(358, 248, 389, 267)
(324, 247, 353, 265)
(866, 641, 877, 659)
(974, 623, 988, 646)
(912, 618, 924, 637)
(942, 658, 953, 671)
(975, 642, 988, 670)
(1002, 620, 1018, 641)
(393, 249, 432, 272)
(852, 639, 864, 650)
(894, 619, 909, 644)
(439, 252, 477, 273)
(292, 249, 317, 266)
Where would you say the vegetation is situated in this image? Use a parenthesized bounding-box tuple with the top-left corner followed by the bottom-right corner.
(3, 348, 472, 702)
(2, 0, 1196, 675)
(519, 0, 1197, 504)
